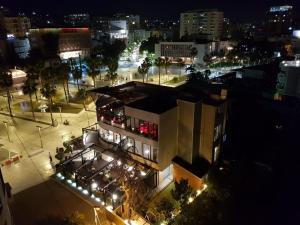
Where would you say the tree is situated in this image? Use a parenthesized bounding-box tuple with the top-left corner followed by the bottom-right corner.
(77, 88, 87, 110)
(86, 57, 100, 87)
(0, 68, 13, 117)
(139, 36, 160, 54)
(56, 62, 71, 102)
(155, 198, 175, 222)
(138, 57, 151, 83)
(35, 212, 87, 225)
(22, 76, 38, 120)
(72, 67, 82, 91)
(171, 179, 193, 207)
(177, 58, 185, 76)
(155, 57, 165, 85)
(105, 57, 119, 85)
(164, 57, 172, 80)
(190, 47, 198, 64)
(40, 82, 56, 126)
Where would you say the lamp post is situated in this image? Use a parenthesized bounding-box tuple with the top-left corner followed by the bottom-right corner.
(36, 126, 43, 148)
(58, 107, 63, 123)
(3, 121, 11, 142)
(86, 111, 90, 127)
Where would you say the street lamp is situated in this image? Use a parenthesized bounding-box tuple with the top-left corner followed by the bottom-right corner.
(36, 125, 43, 148)
(3, 121, 11, 142)
(58, 107, 63, 123)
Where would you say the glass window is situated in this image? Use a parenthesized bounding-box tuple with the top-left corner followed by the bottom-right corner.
(143, 144, 151, 159)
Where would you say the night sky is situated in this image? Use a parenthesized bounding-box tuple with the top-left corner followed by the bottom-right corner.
(4, 0, 300, 21)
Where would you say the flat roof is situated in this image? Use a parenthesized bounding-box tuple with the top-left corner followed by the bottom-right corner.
(90, 81, 226, 113)
(126, 95, 177, 114)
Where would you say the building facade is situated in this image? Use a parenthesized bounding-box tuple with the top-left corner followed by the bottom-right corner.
(155, 41, 213, 64)
(180, 9, 224, 40)
(89, 81, 228, 187)
(4, 16, 30, 37)
(277, 60, 300, 98)
(30, 27, 91, 60)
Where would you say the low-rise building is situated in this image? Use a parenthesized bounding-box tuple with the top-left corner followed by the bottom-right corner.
(277, 60, 300, 98)
(88, 81, 228, 188)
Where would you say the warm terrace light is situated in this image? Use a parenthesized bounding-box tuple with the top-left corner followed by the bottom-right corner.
(82, 189, 89, 195)
(117, 160, 122, 166)
(188, 197, 194, 203)
(128, 166, 133, 172)
(140, 171, 146, 176)
(112, 194, 118, 200)
(91, 182, 98, 189)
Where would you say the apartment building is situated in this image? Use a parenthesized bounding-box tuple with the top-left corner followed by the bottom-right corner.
(180, 9, 223, 40)
(4, 16, 30, 37)
(30, 27, 91, 60)
(0, 169, 13, 225)
(89, 81, 228, 188)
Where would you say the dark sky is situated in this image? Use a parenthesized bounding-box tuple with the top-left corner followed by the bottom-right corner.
(3, 0, 300, 22)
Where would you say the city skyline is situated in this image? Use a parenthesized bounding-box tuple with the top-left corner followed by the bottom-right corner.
(4, 0, 300, 21)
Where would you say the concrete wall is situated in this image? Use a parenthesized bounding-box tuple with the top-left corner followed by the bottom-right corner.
(199, 103, 216, 163)
(173, 162, 204, 190)
(177, 100, 195, 164)
(158, 107, 178, 171)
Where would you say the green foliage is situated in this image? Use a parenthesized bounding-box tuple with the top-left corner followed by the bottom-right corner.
(139, 36, 160, 54)
(155, 197, 175, 222)
(171, 179, 193, 207)
(35, 212, 86, 225)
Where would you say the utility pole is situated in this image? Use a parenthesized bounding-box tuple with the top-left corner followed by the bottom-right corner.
(3, 121, 11, 142)
(58, 107, 63, 123)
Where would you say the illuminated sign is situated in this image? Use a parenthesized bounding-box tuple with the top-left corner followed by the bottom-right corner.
(270, 6, 292, 12)
(59, 50, 82, 60)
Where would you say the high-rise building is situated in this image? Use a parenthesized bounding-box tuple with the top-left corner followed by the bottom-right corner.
(266, 5, 293, 36)
(180, 9, 223, 40)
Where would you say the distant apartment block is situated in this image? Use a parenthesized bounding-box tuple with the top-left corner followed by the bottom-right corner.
(180, 9, 223, 40)
(4, 16, 30, 37)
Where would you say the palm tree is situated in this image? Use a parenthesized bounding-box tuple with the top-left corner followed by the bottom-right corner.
(56, 63, 70, 102)
(177, 58, 185, 76)
(22, 77, 38, 121)
(86, 57, 100, 87)
(190, 47, 198, 64)
(138, 57, 151, 83)
(40, 82, 56, 126)
(26, 65, 41, 101)
(164, 57, 172, 81)
(73, 67, 82, 91)
(154, 57, 164, 85)
(105, 57, 119, 85)
(0, 68, 13, 117)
